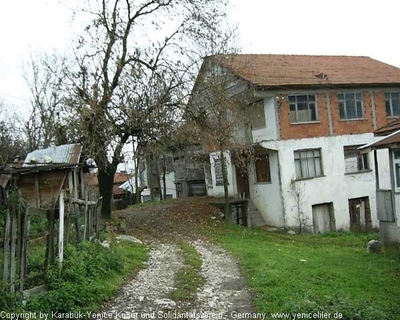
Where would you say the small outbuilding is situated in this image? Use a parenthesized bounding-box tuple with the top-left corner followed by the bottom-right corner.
(360, 121, 400, 248)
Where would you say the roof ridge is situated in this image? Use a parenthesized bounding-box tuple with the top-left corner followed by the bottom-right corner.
(208, 53, 372, 58)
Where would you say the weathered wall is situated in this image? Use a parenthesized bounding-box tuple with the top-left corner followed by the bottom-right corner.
(248, 150, 284, 227)
(260, 134, 391, 231)
(251, 96, 279, 142)
(207, 151, 236, 197)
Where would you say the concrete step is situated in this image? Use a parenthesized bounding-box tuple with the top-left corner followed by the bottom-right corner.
(247, 200, 266, 227)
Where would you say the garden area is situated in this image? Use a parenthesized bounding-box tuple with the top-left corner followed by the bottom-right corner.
(1, 197, 399, 319)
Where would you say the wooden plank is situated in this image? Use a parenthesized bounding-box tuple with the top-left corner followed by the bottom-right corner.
(19, 207, 29, 292)
(66, 171, 73, 245)
(45, 209, 54, 268)
(10, 207, 17, 293)
(53, 172, 67, 208)
(58, 191, 64, 267)
(95, 197, 103, 239)
(34, 174, 40, 207)
(2, 209, 10, 283)
(73, 168, 81, 243)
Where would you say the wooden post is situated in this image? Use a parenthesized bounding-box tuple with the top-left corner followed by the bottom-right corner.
(58, 191, 65, 267)
(45, 209, 55, 268)
(95, 197, 103, 239)
(34, 174, 40, 207)
(83, 190, 88, 241)
(2, 209, 10, 283)
(73, 169, 81, 243)
(19, 207, 29, 292)
(10, 207, 17, 293)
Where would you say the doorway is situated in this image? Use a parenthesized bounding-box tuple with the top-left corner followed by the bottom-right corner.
(235, 164, 250, 199)
(312, 203, 335, 234)
(348, 197, 371, 231)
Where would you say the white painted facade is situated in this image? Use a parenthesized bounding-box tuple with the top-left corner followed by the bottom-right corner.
(205, 95, 391, 232)
(259, 134, 390, 230)
(206, 151, 237, 197)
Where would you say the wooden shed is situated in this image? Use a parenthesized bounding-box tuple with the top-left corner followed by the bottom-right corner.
(1, 144, 101, 293)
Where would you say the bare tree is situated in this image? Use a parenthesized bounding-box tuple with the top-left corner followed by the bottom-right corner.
(289, 178, 309, 233)
(64, 0, 234, 218)
(0, 99, 26, 166)
(190, 54, 253, 218)
(23, 52, 77, 151)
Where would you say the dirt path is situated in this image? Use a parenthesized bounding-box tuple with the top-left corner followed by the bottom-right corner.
(190, 240, 255, 318)
(104, 198, 255, 318)
(104, 243, 183, 317)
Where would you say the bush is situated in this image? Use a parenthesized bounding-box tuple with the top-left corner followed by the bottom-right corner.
(24, 240, 137, 313)
(0, 281, 23, 312)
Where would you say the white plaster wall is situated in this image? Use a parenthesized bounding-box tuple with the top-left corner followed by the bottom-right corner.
(252, 97, 279, 143)
(207, 151, 236, 197)
(395, 194, 400, 226)
(141, 171, 176, 201)
(376, 148, 391, 190)
(261, 133, 381, 231)
(160, 171, 177, 198)
(248, 151, 285, 227)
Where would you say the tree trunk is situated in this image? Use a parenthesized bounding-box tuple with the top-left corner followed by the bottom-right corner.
(162, 158, 167, 200)
(220, 150, 230, 221)
(97, 167, 115, 219)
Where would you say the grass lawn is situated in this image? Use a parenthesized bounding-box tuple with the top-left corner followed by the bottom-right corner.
(207, 224, 400, 319)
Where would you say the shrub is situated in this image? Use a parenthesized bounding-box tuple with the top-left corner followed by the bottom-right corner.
(24, 240, 138, 313)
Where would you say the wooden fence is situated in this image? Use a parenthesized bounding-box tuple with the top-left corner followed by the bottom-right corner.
(1, 191, 102, 293)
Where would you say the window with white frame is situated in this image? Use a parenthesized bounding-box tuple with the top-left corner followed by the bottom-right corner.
(393, 150, 400, 191)
(343, 145, 369, 173)
(338, 93, 364, 120)
(385, 92, 400, 117)
(288, 94, 318, 123)
(294, 149, 323, 179)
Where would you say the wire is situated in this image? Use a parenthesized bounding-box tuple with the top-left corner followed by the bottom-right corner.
(0, 92, 30, 102)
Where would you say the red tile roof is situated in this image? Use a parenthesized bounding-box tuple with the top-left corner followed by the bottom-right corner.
(374, 118, 400, 136)
(206, 54, 400, 88)
(85, 172, 132, 188)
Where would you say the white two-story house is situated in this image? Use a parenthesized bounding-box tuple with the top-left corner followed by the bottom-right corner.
(195, 54, 400, 232)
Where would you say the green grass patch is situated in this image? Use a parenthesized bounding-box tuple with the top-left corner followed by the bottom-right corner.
(208, 224, 400, 319)
(2, 239, 148, 314)
(171, 241, 204, 303)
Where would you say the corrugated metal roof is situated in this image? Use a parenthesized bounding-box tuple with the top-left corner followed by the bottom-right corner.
(360, 129, 400, 151)
(23, 144, 82, 167)
(206, 54, 400, 87)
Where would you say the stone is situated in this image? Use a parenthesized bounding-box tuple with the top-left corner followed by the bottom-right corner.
(155, 298, 176, 309)
(367, 240, 382, 253)
(100, 240, 110, 249)
(115, 234, 143, 244)
(287, 230, 297, 235)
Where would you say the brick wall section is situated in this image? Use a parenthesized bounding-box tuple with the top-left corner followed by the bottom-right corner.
(279, 90, 391, 140)
(279, 93, 330, 140)
(374, 91, 389, 129)
(331, 92, 375, 135)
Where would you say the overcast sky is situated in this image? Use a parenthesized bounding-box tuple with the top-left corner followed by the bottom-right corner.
(1, 0, 400, 112)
